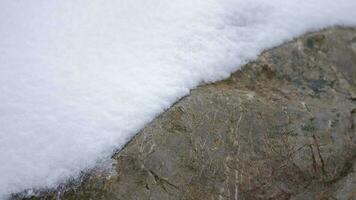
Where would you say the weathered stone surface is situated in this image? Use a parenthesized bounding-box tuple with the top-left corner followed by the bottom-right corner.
(15, 27, 356, 200)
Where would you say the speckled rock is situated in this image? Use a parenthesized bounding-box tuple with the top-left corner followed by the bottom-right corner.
(15, 27, 356, 200)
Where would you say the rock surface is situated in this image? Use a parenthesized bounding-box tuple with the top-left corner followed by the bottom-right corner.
(15, 27, 356, 200)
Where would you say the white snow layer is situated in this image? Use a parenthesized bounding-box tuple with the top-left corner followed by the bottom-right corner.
(0, 0, 356, 198)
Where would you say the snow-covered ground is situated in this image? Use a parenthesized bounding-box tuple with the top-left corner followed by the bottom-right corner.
(0, 0, 356, 199)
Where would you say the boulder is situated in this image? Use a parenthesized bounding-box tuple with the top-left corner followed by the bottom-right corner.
(15, 27, 356, 200)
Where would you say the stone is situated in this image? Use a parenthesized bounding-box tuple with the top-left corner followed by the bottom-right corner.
(13, 27, 356, 200)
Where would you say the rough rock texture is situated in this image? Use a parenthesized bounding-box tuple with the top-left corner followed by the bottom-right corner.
(16, 27, 356, 200)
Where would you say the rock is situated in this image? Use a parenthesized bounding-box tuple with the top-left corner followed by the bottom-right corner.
(14, 27, 356, 200)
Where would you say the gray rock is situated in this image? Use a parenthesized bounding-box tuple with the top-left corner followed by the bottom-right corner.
(14, 27, 356, 200)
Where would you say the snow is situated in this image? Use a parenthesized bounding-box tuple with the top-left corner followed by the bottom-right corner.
(0, 0, 355, 198)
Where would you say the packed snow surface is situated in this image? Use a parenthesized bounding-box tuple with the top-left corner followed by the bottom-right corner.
(0, 0, 356, 198)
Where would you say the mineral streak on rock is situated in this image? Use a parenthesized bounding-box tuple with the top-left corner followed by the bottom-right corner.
(14, 27, 356, 200)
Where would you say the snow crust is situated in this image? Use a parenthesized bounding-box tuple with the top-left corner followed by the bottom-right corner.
(0, 0, 356, 198)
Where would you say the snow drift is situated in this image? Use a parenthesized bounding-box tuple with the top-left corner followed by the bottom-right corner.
(0, 0, 356, 198)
